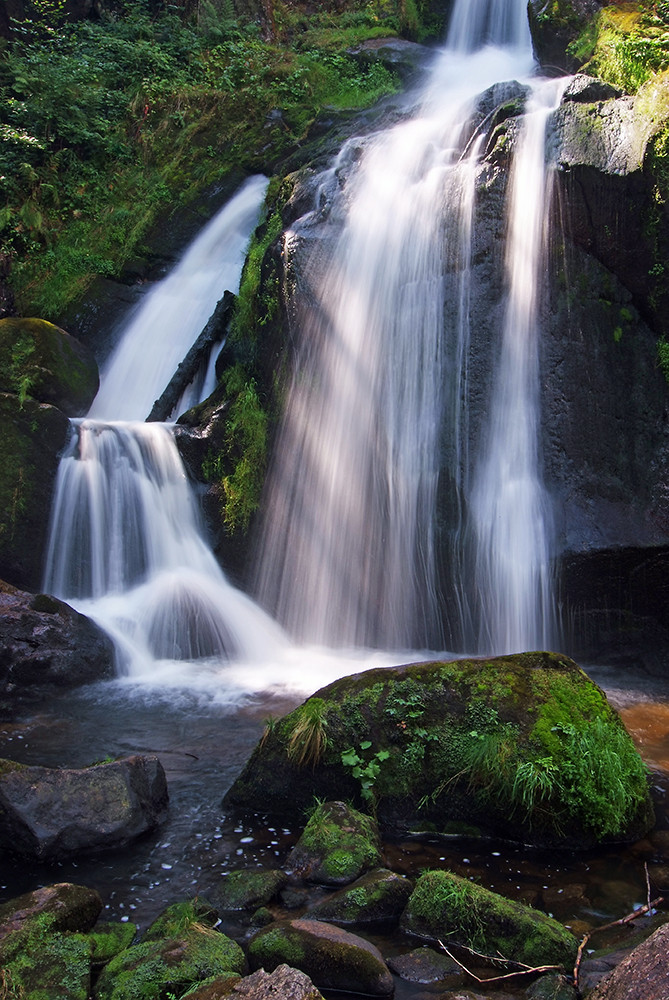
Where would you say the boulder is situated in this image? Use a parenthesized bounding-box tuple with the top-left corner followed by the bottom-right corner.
(248, 918, 394, 996)
(401, 870, 578, 969)
(0, 317, 99, 416)
(585, 922, 669, 1000)
(0, 582, 114, 698)
(184, 964, 325, 999)
(527, 0, 605, 73)
(304, 868, 413, 926)
(208, 869, 288, 912)
(225, 653, 653, 848)
(387, 946, 461, 983)
(0, 883, 103, 939)
(286, 801, 383, 886)
(0, 754, 168, 860)
(0, 393, 69, 590)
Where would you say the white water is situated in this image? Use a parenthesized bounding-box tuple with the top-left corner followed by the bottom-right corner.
(254, 0, 561, 653)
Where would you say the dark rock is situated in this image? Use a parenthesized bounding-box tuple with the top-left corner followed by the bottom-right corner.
(225, 654, 653, 848)
(248, 918, 394, 996)
(144, 898, 221, 942)
(401, 870, 578, 969)
(526, 972, 579, 1000)
(0, 581, 114, 697)
(0, 882, 103, 939)
(0, 317, 99, 417)
(347, 38, 433, 84)
(387, 945, 461, 983)
(528, 0, 605, 73)
(0, 753, 168, 860)
(0, 394, 69, 590)
(89, 922, 138, 968)
(286, 801, 383, 886)
(185, 964, 325, 999)
(208, 869, 288, 912)
(562, 74, 622, 103)
(304, 868, 413, 926)
(586, 922, 669, 999)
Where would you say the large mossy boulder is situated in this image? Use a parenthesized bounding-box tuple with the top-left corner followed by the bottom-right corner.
(225, 652, 653, 848)
(0, 317, 99, 416)
(0, 393, 69, 589)
(248, 919, 394, 996)
(0, 582, 114, 698)
(401, 870, 578, 969)
(0, 754, 168, 860)
(286, 800, 383, 886)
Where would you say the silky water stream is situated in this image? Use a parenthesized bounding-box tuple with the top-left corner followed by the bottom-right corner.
(1, 0, 669, 994)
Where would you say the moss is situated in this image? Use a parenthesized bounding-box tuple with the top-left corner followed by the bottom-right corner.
(570, 4, 669, 93)
(290, 800, 382, 884)
(89, 923, 137, 965)
(247, 923, 307, 969)
(211, 870, 287, 911)
(143, 900, 219, 942)
(0, 916, 92, 1000)
(403, 870, 578, 969)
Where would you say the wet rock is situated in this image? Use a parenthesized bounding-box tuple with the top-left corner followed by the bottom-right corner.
(248, 918, 394, 996)
(347, 38, 433, 84)
(89, 923, 138, 968)
(0, 883, 103, 939)
(586, 922, 669, 999)
(0, 754, 168, 860)
(225, 654, 653, 848)
(401, 870, 578, 969)
(185, 964, 325, 999)
(526, 972, 579, 1000)
(0, 317, 99, 417)
(562, 74, 622, 104)
(207, 870, 288, 912)
(286, 801, 383, 886)
(0, 582, 114, 699)
(304, 868, 413, 926)
(527, 0, 605, 73)
(387, 945, 461, 983)
(144, 899, 221, 942)
(0, 394, 69, 590)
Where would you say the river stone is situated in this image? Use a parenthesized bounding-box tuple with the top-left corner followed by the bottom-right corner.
(304, 868, 413, 926)
(0, 582, 114, 699)
(286, 800, 383, 885)
(208, 869, 288, 912)
(185, 964, 325, 999)
(144, 899, 221, 941)
(225, 653, 653, 848)
(526, 972, 579, 1000)
(248, 918, 394, 996)
(401, 871, 578, 969)
(0, 393, 69, 590)
(387, 945, 461, 982)
(0, 317, 99, 416)
(0, 754, 168, 860)
(95, 924, 246, 1000)
(585, 922, 669, 1000)
(0, 882, 103, 939)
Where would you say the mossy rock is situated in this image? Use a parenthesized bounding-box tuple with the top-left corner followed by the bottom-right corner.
(401, 870, 578, 969)
(248, 918, 393, 996)
(0, 882, 103, 939)
(95, 924, 247, 1000)
(225, 652, 653, 848)
(287, 801, 383, 885)
(0, 392, 69, 589)
(89, 922, 138, 967)
(0, 317, 99, 416)
(143, 899, 220, 943)
(528, 0, 605, 73)
(208, 869, 288, 912)
(183, 965, 322, 999)
(304, 868, 413, 926)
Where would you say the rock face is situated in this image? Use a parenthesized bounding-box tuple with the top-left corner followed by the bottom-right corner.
(248, 919, 394, 996)
(0, 317, 99, 417)
(401, 870, 578, 969)
(0, 394, 69, 590)
(225, 652, 653, 848)
(0, 754, 169, 860)
(528, 0, 606, 72)
(0, 581, 114, 697)
(586, 921, 669, 1000)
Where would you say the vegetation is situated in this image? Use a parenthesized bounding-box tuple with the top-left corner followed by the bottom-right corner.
(0, 0, 406, 318)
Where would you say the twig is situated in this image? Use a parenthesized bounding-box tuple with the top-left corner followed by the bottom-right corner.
(573, 895, 665, 990)
(438, 940, 560, 984)
(645, 862, 652, 913)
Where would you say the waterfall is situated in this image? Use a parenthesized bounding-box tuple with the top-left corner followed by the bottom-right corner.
(254, 0, 561, 653)
(44, 177, 287, 681)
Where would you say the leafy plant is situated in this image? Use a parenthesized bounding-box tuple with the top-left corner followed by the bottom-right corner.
(341, 741, 390, 806)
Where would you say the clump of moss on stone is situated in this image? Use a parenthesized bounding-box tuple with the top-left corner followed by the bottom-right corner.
(288, 800, 383, 885)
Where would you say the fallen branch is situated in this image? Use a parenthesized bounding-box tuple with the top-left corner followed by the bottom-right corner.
(437, 940, 560, 984)
(573, 895, 665, 990)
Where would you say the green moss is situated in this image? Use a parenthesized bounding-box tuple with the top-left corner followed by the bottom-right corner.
(0, 915, 92, 1000)
(292, 800, 382, 884)
(143, 900, 218, 942)
(570, 4, 669, 93)
(89, 923, 138, 965)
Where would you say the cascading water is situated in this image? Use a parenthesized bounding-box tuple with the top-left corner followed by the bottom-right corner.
(254, 0, 562, 653)
(43, 177, 288, 683)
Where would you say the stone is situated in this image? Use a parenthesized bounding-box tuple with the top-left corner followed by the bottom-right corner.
(401, 870, 578, 969)
(527, 0, 605, 73)
(586, 922, 669, 999)
(248, 918, 394, 996)
(208, 869, 288, 912)
(185, 964, 326, 999)
(526, 972, 579, 1000)
(225, 654, 653, 848)
(0, 394, 69, 590)
(0, 581, 114, 699)
(387, 945, 461, 982)
(0, 883, 103, 939)
(0, 317, 99, 417)
(304, 868, 413, 926)
(0, 754, 168, 860)
(286, 801, 383, 885)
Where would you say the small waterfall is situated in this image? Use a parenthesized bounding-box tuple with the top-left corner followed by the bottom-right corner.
(44, 177, 286, 680)
(254, 0, 559, 653)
